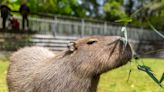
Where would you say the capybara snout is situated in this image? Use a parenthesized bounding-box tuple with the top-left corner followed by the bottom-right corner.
(116, 37, 132, 67)
(109, 36, 132, 68)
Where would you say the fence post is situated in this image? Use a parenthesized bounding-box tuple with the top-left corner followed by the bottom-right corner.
(104, 21, 107, 35)
(81, 19, 85, 37)
(52, 16, 57, 37)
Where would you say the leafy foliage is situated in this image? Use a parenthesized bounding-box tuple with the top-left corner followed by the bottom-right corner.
(103, 0, 127, 21)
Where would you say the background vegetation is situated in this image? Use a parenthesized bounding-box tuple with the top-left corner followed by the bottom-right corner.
(0, 58, 164, 92)
(1, 0, 164, 31)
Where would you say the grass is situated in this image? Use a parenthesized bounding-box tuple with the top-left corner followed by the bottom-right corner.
(0, 58, 164, 92)
(0, 57, 9, 92)
(97, 58, 164, 92)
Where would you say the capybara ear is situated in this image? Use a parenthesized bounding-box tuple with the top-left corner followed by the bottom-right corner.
(67, 42, 77, 52)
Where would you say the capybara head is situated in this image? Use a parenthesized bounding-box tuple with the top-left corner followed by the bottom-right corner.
(66, 36, 132, 77)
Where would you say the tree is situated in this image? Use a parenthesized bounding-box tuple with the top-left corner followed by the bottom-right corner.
(103, 0, 128, 22)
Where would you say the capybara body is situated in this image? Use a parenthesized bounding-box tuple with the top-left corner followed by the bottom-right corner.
(7, 36, 132, 92)
(7, 46, 55, 92)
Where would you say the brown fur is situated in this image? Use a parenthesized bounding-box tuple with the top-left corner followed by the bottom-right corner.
(7, 46, 55, 92)
(7, 36, 132, 92)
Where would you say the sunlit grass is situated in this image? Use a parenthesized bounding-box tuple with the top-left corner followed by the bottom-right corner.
(0, 58, 164, 92)
(0, 58, 9, 92)
(98, 58, 164, 92)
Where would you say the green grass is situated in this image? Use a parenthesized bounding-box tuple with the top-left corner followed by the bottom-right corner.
(0, 58, 164, 92)
(0, 58, 9, 92)
(98, 58, 164, 92)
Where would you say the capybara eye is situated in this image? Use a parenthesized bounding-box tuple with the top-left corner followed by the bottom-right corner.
(87, 40, 97, 45)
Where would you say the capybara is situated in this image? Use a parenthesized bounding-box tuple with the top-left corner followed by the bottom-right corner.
(7, 36, 132, 92)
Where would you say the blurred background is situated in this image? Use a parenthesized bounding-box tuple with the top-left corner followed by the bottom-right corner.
(1, 0, 164, 29)
(0, 0, 164, 92)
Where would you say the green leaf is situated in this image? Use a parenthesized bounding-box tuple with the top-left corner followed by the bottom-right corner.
(137, 65, 163, 88)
